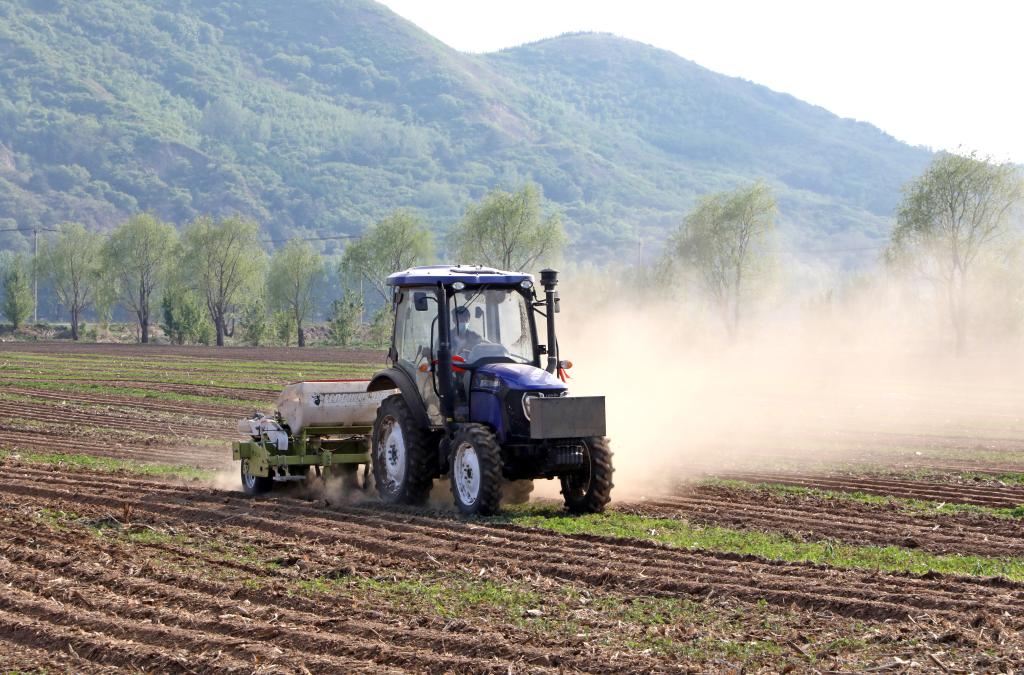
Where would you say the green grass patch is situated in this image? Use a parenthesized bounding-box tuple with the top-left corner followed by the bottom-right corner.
(299, 572, 542, 620)
(0, 351, 379, 382)
(123, 528, 177, 544)
(33, 507, 80, 528)
(297, 571, 789, 661)
(959, 471, 1024, 486)
(705, 477, 1024, 519)
(1, 449, 214, 480)
(498, 505, 1024, 580)
(0, 378, 264, 408)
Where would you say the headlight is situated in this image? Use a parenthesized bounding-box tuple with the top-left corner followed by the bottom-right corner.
(475, 374, 501, 391)
(520, 279, 533, 289)
(451, 281, 466, 291)
(522, 392, 541, 420)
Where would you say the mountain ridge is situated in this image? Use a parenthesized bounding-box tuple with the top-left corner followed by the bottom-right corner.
(0, 0, 931, 265)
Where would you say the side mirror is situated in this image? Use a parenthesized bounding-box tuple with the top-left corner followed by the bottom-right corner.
(474, 305, 484, 319)
(414, 292, 430, 312)
(553, 293, 560, 314)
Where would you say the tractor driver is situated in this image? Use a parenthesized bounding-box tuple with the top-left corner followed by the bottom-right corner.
(451, 305, 482, 360)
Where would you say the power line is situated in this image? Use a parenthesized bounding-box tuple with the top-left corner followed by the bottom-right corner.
(768, 244, 887, 254)
(0, 226, 58, 233)
(260, 233, 361, 244)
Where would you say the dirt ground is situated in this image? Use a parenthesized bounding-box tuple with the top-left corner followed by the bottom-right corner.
(2, 341, 1024, 673)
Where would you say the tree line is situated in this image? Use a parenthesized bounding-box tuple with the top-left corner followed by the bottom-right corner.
(658, 151, 1024, 354)
(0, 183, 565, 347)
(3, 151, 1021, 354)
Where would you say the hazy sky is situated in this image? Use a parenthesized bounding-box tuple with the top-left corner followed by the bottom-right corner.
(378, 0, 1024, 163)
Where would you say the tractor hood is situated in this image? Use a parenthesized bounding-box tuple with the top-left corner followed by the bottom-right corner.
(477, 363, 566, 392)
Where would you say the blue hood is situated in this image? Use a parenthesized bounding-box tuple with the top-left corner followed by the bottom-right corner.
(478, 363, 566, 391)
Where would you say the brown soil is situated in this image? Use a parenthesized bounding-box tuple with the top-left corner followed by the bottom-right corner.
(5, 341, 1024, 671)
(3, 461, 1024, 672)
(717, 470, 1024, 509)
(0, 340, 386, 364)
(625, 483, 1024, 557)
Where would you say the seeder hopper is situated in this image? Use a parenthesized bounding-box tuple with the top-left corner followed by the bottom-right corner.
(233, 381, 391, 493)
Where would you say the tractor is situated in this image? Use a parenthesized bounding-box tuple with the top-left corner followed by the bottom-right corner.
(366, 265, 613, 515)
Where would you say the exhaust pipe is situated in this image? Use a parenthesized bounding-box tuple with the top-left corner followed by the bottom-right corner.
(540, 268, 558, 374)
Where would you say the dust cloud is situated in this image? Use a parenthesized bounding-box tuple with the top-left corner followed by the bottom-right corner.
(211, 468, 241, 491)
(555, 263, 1024, 501)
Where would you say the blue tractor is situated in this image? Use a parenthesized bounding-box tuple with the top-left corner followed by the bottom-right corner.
(367, 265, 613, 516)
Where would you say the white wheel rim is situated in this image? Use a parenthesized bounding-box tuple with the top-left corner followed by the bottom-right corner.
(382, 418, 406, 490)
(242, 461, 256, 489)
(453, 441, 481, 506)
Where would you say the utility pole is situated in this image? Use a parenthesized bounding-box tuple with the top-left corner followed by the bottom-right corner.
(32, 227, 37, 324)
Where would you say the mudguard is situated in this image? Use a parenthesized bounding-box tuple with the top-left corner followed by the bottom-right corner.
(367, 367, 432, 429)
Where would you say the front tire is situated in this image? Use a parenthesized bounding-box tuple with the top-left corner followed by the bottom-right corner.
(240, 459, 273, 495)
(560, 437, 613, 514)
(372, 395, 434, 505)
(449, 424, 502, 516)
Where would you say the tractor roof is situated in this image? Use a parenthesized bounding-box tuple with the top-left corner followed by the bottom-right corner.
(386, 265, 533, 287)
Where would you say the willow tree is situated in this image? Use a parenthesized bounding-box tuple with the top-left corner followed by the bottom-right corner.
(40, 222, 102, 340)
(887, 152, 1023, 355)
(103, 213, 177, 343)
(341, 209, 432, 304)
(182, 215, 266, 346)
(1, 253, 33, 330)
(450, 183, 564, 272)
(267, 240, 325, 347)
(668, 181, 776, 341)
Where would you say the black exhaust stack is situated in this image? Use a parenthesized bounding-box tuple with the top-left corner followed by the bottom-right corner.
(540, 268, 559, 374)
(436, 286, 455, 421)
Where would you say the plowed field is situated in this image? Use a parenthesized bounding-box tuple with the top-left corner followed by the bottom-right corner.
(2, 341, 1024, 672)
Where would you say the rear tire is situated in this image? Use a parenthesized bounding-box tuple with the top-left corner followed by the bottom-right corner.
(372, 394, 434, 505)
(560, 437, 613, 514)
(449, 424, 502, 516)
(240, 459, 273, 495)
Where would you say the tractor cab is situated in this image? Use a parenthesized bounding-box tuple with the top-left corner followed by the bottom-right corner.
(388, 267, 551, 426)
(367, 265, 612, 516)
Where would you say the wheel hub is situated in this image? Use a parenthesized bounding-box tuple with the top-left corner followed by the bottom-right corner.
(241, 460, 256, 490)
(564, 442, 592, 498)
(453, 441, 481, 506)
(381, 417, 406, 489)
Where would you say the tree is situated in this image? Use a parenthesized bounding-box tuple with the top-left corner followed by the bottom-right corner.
(326, 292, 363, 347)
(91, 266, 119, 332)
(1, 254, 33, 330)
(267, 240, 325, 347)
(667, 181, 776, 341)
(182, 215, 266, 347)
(273, 310, 296, 346)
(103, 213, 177, 343)
(887, 152, 1023, 355)
(161, 282, 207, 345)
(368, 303, 392, 348)
(39, 222, 101, 340)
(239, 299, 269, 347)
(340, 209, 432, 304)
(449, 183, 565, 272)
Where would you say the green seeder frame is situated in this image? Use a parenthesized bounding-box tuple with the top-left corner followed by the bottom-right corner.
(233, 425, 372, 479)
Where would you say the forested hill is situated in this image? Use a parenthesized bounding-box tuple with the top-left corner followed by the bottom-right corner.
(0, 0, 931, 262)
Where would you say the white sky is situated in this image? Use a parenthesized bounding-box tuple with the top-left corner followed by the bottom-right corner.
(378, 0, 1024, 163)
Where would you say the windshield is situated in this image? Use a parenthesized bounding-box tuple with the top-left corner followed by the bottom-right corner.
(450, 287, 535, 365)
